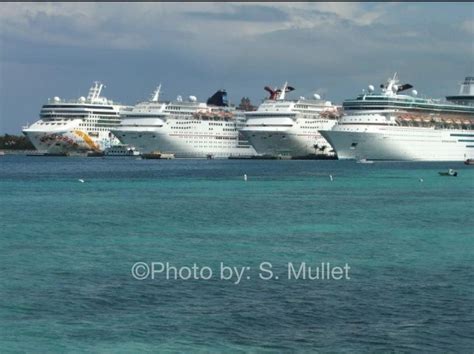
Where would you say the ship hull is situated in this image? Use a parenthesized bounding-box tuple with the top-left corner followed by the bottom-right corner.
(321, 126, 474, 161)
(241, 122, 336, 158)
(112, 128, 256, 159)
(241, 130, 330, 157)
(23, 128, 119, 154)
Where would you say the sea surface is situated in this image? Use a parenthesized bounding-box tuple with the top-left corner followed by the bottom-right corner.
(0, 156, 473, 352)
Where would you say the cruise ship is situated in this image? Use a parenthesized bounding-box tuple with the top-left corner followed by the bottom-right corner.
(320, 74, 474, 161)
(240, 83, 340, 158)
(112, 87, 256, 158)
(23, 82, 130, 153)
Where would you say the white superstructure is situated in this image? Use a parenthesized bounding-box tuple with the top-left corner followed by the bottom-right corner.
(240, 83, 340, 158)
(112, 87, 256, 158)
(320, 74, 474, 161)
(23, 82, 130, 153)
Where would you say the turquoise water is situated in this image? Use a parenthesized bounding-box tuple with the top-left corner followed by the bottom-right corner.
(0, 156, 473, 352)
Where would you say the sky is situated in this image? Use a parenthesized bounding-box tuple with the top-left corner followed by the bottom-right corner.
(0, 2, 473, 134)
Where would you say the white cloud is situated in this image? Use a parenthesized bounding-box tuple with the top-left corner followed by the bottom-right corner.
(461, 20, 474, 35)
(0, 2, 389, 50)
(1, 2, 472, 133)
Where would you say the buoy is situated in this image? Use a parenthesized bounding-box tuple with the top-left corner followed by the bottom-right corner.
(78, 179, 85, 183)
(243, 174, 248, 181)
(329, 174, 333, 181)
(419, 178, 424, 182)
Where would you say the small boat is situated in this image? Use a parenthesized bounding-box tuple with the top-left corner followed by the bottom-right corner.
(87, 151, 105, 157)
(438, 169, 458, 177)
(104, 144, 140, 157)
(357, 158, 374, 164)
(141, 151, 175, 160)
(43, 152, 69, 157)
(142, 151, 162, 159)
(464, 159, 474, 165)
(160, 153, 175, 160)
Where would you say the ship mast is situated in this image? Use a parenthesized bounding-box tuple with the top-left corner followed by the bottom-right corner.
(87, 81, 104, 102)
(151, 84, 162, 102)
(279, 82, 288, 100)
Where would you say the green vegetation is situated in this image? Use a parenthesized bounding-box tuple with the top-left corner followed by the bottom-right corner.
(0, 134, 35, 150)
(237, 97, 256, 112)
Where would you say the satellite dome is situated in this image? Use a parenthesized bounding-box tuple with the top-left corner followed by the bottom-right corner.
(313, 93, 321, 100)
(177, 95, 183, 102)
(189, 95, 197, 102)
(412, 89, 418, 96)
(368, 85, 375, 92)
(299, 96, 305, 100)
(53, 96, 61, 102)
(79, 96, 86, 103)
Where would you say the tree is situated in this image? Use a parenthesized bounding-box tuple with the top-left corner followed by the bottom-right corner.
(237, 97, 256, 112)
(0, 134, 35, 150)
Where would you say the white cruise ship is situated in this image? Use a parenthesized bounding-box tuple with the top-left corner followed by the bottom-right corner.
(240, 83, 340, 158)
(23, 82, 130, 153)
(320, 74, 474, 161)
(112, 87, 256, 158)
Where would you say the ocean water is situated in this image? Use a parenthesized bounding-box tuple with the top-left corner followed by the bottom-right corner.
(0, 156, 473, 352)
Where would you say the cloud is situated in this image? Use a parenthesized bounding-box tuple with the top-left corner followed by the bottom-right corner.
(461, 20, 474, 35)
(186, 4, 290, 23)
(0, 2, 473, 133)
(0, 2, 387, 50)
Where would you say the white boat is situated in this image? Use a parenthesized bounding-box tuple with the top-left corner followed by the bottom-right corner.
(104, 144, 140, 156)
(320, 75, 474, 161)
(23, 82, 131, 154)
(357, 158, 373, 164)
(240, 82, 340, 158)
(112, 86, 256, 158)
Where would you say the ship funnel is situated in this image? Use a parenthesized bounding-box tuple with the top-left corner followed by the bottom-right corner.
(207, 90, 228, 107)
(459, 77, 474, 95)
